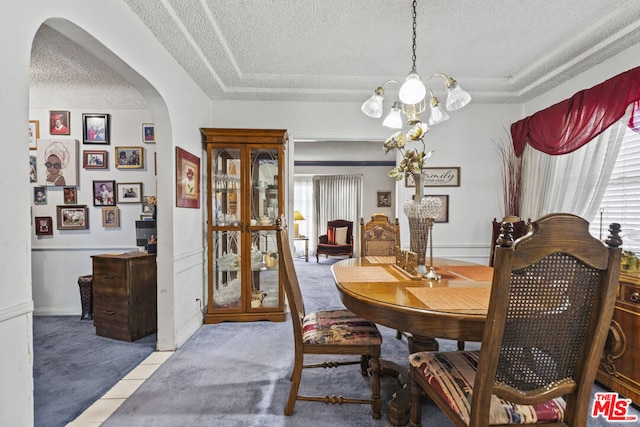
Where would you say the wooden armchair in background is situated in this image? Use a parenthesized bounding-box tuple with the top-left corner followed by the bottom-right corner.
(408, 213, 622, 427)
(316, 219, 354, 262)
(360, 213, 400, 257)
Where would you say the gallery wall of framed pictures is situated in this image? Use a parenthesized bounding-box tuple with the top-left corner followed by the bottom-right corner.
(29, 108, 159, 242)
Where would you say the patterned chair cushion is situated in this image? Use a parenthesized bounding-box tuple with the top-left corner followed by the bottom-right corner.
(302, 309, 382, 345)
(409, 351, 566, 425)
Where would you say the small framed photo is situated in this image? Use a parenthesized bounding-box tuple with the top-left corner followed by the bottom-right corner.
(56, 205, 88, 230)
(30, 155, 37, 182)
(176, 147, 200, 208)
(93, 180, 116, 206)
(49, 110, 70, 135)
(63, 187, 77, 204)
(140, 213, 154, 221)
(102, 206, 119, 228)
(29, 120, 39, 150)
(377, 191, 391, 207)
(426, 195, 449, 223)
(115, 146, 143, 169)
(116, 182, 143, 203)
(35, 216, 53, 236)
(33, 186, 47, 205)
(83, 150, 108, 169)
(142, 123, 155, 143)
(142, 195, 156, 214)
(82, 113, 109, 144)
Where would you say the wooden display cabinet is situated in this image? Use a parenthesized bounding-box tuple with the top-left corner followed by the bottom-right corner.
(597, 271, 640, 405)
(201, 128, 288, 323)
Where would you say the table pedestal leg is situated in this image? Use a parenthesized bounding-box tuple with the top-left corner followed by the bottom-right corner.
(408, 334, 439, 353)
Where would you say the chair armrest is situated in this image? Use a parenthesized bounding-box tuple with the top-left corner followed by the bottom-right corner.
(319, 234, 329, 244)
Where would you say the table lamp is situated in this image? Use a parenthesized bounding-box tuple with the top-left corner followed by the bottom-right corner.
(293, 210, 305, 237)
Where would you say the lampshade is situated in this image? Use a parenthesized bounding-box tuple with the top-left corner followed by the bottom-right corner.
(398, 71, 426, 105)
(293, 210, 305, 221)
(445, 80, 472, 111)
(427, 97, 450, 126)
(361, 88, 385, 118)
(383, 102, 403, 129)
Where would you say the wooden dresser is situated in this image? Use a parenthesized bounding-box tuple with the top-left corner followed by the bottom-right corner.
(597, 271, 640, 405)
(92, 253, 157, 342)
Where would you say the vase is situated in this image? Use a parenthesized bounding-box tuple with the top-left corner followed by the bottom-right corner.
(403, 172, 444, 275)
(404, 173, 429, 273)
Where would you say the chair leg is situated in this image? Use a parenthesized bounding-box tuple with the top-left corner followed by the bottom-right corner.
(396, 330, 403, 340)
(360, 355, 371, 376)
(409, 373, 422, 427)
(457, 340, 465, 350)
(370, 355, 381, 419)
(285, 356, 304, 415)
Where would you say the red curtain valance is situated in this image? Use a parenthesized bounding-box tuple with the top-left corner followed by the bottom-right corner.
(511, 66, 640, 157)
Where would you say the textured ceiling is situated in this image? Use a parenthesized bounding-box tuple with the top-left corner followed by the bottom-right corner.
(30, 0, 640, 106)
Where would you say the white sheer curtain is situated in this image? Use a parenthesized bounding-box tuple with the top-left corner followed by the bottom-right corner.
(520, 116, 627, 221)
(314, 174, 363, 255)
(293, 176, 315, 255)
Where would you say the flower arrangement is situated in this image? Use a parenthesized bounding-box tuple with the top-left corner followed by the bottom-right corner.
(145, 195, 157, 206)
(492, 128, 523, 218)
(383, 123, 434, 181)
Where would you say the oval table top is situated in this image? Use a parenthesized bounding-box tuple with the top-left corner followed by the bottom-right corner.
(332, 256, 494, 342)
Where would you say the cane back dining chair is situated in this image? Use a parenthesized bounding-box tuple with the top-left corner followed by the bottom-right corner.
(409, 213, 622, 427)
(360, 213, 400, 257)
(489, 217, 530, 267)
(276, 219, 383, 419)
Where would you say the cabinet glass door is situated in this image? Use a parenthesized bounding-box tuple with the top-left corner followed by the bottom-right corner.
(250, 148, 279, 225)
(211, 148, 241, 226)
(250, 230, 279, 308)
(212, 230, 241, 308)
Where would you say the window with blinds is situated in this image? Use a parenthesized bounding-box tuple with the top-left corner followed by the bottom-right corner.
(590, 125, 640, 252)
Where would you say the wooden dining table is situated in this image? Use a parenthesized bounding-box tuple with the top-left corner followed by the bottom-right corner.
(331, 255, 494, 426)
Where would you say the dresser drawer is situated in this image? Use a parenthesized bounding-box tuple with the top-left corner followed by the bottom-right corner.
(93, 293, 129, 325)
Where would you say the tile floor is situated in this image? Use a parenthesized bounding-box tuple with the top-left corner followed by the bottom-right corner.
(66, 351, 173, 427)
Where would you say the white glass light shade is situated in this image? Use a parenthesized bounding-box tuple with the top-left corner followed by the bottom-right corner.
(427, 98, 450, 126)
(361, 90, 385, 118)
(445, 81, 472, 111)
(399, 72, 427, 105)
(383, 102, 403, 129)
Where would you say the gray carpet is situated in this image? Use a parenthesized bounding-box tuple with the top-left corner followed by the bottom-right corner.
(102, 257, 639, 426)
(33, 315, 156, 427)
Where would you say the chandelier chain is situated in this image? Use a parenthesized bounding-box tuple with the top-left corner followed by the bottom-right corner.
(411, 0, 417, 70)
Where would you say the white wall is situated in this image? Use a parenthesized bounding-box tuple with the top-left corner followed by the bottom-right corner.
(2, 2, 211, 425)
(29, 108, 156, 315)
(212, 101, 521, 263)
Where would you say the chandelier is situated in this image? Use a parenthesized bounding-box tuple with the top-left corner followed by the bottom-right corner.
(360, 0, 471, 128)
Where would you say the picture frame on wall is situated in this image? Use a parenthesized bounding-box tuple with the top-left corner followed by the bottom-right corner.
(49, 110, 70, 135)
(30, 155, 37, 182)
(63, 187, 77, 204)
(176, 146, 200, 208)
(92, 180, 116, 206)
(33, 186, 47, 205)
(426, 195, 449, 223)
(102, 206, 119, 228)
(56, 205, 88, 230)
(405, 167, 461, 187)
(377, 191, 391, 207)
(142, 123, 155, 143)
(29, 120, 39, 150)
(116, 182, 143, 203)
(82, 150, 108, 169)
(36, 139, 79, 187)
(115, 146, 143, 169)
(35, 216, 53, 236)
(82, 113, 110, 144)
